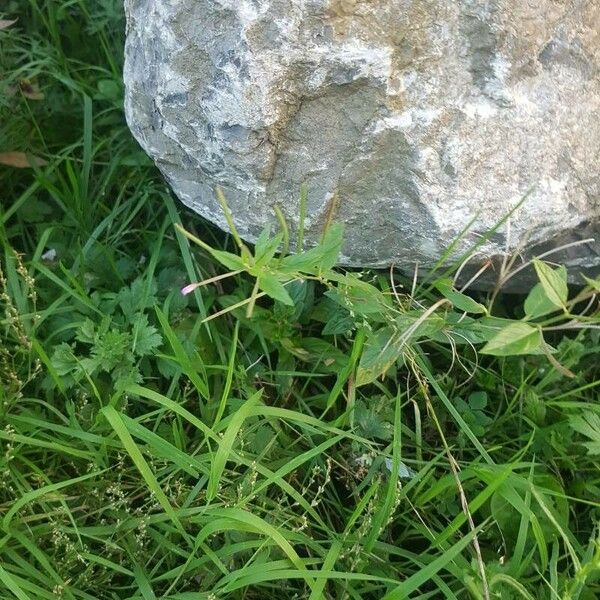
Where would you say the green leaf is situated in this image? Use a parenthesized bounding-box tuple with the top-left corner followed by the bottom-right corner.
(76, 318, 96, 344)
(281, 224, 344, 274)
(51, 343, 78, 376)
(322, 306, 354, 335)
(468, 391, 488, 410)
(254, 227, 283, 266)
(101, 406, 183, 530)
(286, 337, 348, 370)
(570, 412, 600, 455)
(208, 392, 262, 501)
(117, 277, 158, 320)
(210, 248, 248, 272)
(325, 273, 391, 321)
(0, 565, 31, 600)
(468, 316, 516, 343)
(317, 223, 345, 270)
(532, 260, 568, 309)
(356, 327, 405, 387)
(481, 322, 544, 356)
(382, 527, 480, 599)
(355, 400, 392, 440)
(524, 282, 561, 319)
(434, 278, 487, 314)
(132, 313, 163, 356)
(583, 274, 600, 292)
(257, 273, 294, 306)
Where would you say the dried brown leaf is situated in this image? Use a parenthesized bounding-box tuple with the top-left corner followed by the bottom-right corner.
(0, 19, 17, 30)
(19, 80, 44, 100)
(0, 152, 48, 168)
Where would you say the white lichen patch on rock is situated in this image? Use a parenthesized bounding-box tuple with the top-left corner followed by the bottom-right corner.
(124, 0, 600, 277)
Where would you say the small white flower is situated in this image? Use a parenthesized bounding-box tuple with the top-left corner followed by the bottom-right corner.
(41, 248, 57, 261)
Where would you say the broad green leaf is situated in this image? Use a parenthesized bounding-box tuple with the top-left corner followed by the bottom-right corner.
(322, 306, 354, 335)
(258, 273, 294, 306)
(210, 248, 248, 272)
(356, 327, 405, 387)
(175, 223, 247, 271)
(469, 316, 516, 342)
(280, 223, 343, 274)
(434, 278, 486, 314)
(394, 312, 446, 340)
(524, 282, 561, 319)
(481, 322, 544, 356)
(570, 412, 600, 455)
(533, 260, 568, 309)
(285, 337, 348, 370)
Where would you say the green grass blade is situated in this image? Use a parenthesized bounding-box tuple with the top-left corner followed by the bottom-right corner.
(382, 528, 480, 599)
(101, 406, 183, 532)
(0, 566, 31, 600)
(207, 391, 262, 501)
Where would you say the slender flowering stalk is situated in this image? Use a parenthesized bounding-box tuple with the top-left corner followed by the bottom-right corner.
(181, 270, 243, 296)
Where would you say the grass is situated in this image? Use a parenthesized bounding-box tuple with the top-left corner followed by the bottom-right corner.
(2, 1, 600, 598)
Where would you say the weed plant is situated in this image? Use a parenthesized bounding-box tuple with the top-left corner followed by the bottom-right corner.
(1, 2, 600, 599)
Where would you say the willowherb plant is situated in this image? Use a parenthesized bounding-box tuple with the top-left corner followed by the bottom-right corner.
(179, 189, 600, 388)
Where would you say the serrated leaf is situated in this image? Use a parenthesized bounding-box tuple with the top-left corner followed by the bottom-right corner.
(257, 273, 293, 306)
(533, 260, 568, 309)
(132, 313, 163, 356)
(76, 318, 96, 344)
(524, 282, 561, 319)
(434, 278, 487, 314)
(51, 343, 78, 376)
(117, 278, 158, 320)
(481, 322, 544, 356)
(355, 400, 392, 440)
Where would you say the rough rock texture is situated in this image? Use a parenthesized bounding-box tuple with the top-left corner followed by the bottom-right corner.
(124, 0, 600, 276)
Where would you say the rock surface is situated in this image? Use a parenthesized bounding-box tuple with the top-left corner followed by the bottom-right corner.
(124, 0, 600, 277)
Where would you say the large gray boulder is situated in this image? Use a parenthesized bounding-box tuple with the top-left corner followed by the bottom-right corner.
(124, 0, 600, 276)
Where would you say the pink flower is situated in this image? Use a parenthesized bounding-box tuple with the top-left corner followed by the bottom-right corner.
(181, 282, 202, 296)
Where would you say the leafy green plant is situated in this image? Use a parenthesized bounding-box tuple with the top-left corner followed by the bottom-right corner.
(180, 193, 600, 390)
(2, 2, 600, 599)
